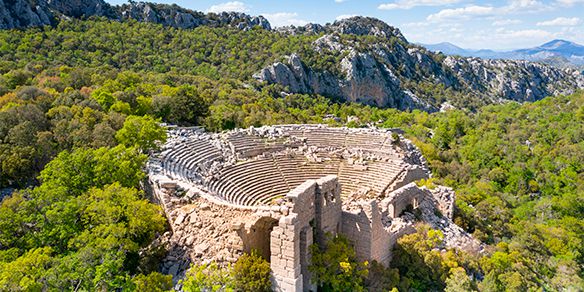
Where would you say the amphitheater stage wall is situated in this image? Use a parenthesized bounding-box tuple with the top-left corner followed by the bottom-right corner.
(269, 175, 428, 291)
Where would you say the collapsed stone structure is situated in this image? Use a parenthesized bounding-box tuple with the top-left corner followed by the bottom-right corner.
(147, 124, 479, 291)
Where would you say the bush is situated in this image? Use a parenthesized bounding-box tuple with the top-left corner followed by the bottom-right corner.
(309, 234, 368, 292)
(231, 250, 272, 292)
(181, 251, 271, 292)
(181, 262, 233, 292)
(130, 272, 173, 292)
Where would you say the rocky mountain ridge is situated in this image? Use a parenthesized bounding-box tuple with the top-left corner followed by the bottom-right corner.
(0, 0, 270, 30)
(423, 40, 584, 69)
(258, 19, 584, 111)
(1, 0, 582, 111)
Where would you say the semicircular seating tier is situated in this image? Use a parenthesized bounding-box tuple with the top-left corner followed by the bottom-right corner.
(150, 125, 428, 207)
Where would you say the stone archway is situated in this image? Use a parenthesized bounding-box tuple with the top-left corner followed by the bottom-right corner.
(245, 217, 279, 261)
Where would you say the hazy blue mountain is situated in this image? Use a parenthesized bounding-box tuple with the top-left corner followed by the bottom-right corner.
(421, 42, 470, 56)
(421, 39, 584, 68)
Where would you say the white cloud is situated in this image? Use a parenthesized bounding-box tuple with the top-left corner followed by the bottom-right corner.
(335, 14, 358, 21)
(403, 23, 557, 50)
(492, 19, 522, 26)
(262, 12, 309, 27)
(206, 1, 249, 13)
(496, 28, 553, 39)
(427, 0, 551, 22)
(402, 21, 431, 28)
(556, 0, 584, 6)
(334, 0, 347, 3)
(378, 0, 460, 10)
(426, 5, 494, 22)
(537, 17, 582, 26)
(503, 0, 549, 13)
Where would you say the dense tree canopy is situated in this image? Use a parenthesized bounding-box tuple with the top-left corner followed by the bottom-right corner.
(0, 17, 582, 291)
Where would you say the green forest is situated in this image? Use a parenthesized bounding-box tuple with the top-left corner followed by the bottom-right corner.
(0, 19, 583, 291)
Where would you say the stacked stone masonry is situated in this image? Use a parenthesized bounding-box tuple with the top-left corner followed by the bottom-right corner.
(147, 125, 480, 291)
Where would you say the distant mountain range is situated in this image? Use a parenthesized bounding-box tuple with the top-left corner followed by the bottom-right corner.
(422, 40, 584, 69)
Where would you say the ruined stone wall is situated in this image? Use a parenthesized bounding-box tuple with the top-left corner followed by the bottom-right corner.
(430, 186, 455, 220)
(270, 180, 315, 292)
(341, 200, 416, 267)
(388, 165, 429, 193)
(271, 176, 341, 292)
(314, 176, 342, 245)
(368, 202, 395, 266)
(341, 207, 373, 262)
(383, 183, 427, 218)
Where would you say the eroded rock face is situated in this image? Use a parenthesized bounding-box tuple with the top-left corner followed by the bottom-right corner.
(329, 16, 407, 42)
(119, 2, 205, 29)
(276, 16, 406, 41)
(46, 0, 112, 18)
(254, 51, 436, 111)
(256, 17, 584, 111)
(257, 54, 454, 110)
(0, 0, 52, 29)
(118, 4, 271, 31)
(444, 56, 584, 102)
(0, 0, 270, 31)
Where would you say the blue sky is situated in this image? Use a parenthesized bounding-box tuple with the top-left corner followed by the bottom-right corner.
(105, 0, 584, 50)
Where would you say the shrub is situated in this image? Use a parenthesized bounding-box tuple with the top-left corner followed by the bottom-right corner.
(309, 234, 368, 292)
(181, 262, 233, 292)
(231, 250, 272, 292)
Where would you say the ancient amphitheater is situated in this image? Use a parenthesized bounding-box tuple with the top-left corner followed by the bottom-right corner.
(147, 124, 479, 291)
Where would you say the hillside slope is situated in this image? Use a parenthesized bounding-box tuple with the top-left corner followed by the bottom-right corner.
(0, 0, 269, 30)
(256, 18, 584, 110)
(0, 1, 582, 111)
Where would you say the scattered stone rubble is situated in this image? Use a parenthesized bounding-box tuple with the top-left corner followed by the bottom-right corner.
(147, 125, 481, 291)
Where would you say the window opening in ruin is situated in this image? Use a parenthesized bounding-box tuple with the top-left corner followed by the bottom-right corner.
(329, 191, 336, 203)
(401, 204, 414, 217)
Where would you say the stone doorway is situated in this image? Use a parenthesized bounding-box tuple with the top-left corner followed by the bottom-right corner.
(246, 217, 279, 261)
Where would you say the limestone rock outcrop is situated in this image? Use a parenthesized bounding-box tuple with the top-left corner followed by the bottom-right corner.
(328, 16, 407, 42)
(0, 0, 52, 29)
(118, 3, 270, 30)
(254, 52, 432, 110)
(45, 0, 112, 18)
(444, 56, 584, 102)
(0, 0, 270, 31)
(257, 17, 584, 111)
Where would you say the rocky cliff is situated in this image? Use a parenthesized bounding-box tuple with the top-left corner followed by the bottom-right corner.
(0, 0, 270, 30)
(117, 2, 270, 30)
(2, 1, 582, 111)
(263, 17, 584, 110)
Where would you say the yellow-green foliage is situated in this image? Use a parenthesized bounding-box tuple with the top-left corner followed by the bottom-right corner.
(181, 251, 271, 292)
(309, 234, 369, 292)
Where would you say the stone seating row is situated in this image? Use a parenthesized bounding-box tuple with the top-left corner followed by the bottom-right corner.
(337, 160, 405, 197)
(205, 154, 406, 206)
(160, 139, 222, 182)
(209, 157, 290, 206)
